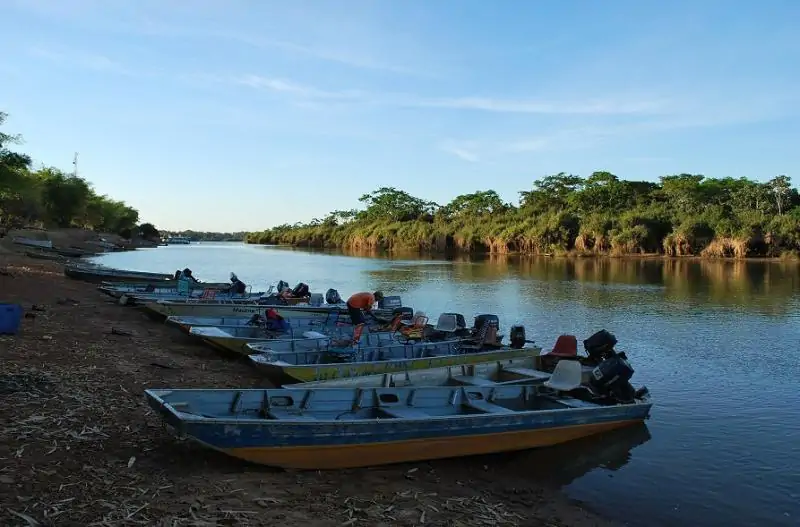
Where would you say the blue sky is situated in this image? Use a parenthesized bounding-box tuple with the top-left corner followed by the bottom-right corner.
(1, 0, 798, 231)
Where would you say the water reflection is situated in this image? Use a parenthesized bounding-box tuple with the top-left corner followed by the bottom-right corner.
(358, 254, 800, 316)
(480, 423, 652, 487)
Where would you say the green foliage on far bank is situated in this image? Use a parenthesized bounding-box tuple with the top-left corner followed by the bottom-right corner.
(246, 174, 800, 258)
(0, 112, 148, 238)
(161, 230, 247, 242)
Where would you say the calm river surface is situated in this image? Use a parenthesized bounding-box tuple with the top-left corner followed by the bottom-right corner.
(90, 243, 800, 527)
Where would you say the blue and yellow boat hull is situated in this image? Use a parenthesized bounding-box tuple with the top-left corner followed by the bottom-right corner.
(146, 387, 651, 470)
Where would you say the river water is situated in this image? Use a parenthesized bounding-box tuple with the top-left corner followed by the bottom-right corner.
(90, 243, 800, 527)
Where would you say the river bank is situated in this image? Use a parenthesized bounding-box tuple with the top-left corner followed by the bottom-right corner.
(0, 227, 158, 256)
(0, 251, 617, 527)
(245, 240, 800, 262)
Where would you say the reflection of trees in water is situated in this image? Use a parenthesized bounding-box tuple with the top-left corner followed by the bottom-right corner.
(297, 246, 800, 314)
(509, 257, 799, 313)
(514, 257, 665, 286)
(660, 259, 800, 313)
(446, 423, 652, 488)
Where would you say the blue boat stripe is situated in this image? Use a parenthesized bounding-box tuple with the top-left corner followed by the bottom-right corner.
(176, 404, 651, 449)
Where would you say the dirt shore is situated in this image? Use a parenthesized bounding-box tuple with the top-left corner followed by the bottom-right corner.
(0, 251, 618, 527)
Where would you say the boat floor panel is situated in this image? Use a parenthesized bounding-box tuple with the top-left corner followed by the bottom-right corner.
(268, 412, 317, 421)
(464, 399, 516, 414)
(378, 407, 431, 419)
(502, 367, 552, 380)
(451, 375, 500, 386)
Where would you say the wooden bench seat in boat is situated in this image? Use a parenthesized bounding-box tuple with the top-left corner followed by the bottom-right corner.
(378, 407, 431, 419)
(450, 375, 500, 386)
(463, 399, 515, 414)
(267, 411, 318, 421)
(501, 367, 551, 381)
(554, 396, 600, 409)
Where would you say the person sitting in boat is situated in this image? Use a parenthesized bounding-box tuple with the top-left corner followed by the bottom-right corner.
(346, 291, 384, 325)
(179, 268, 199, 282)
(229, 272, 247, 295)
(263, 308, 289, 332)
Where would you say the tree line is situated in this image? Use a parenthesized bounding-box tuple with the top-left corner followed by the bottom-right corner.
(161, 230, 247, 242)
(246, 172, 800, 258)
(0, 112, 151, 238)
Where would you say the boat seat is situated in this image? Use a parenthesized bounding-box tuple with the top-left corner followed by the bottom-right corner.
(267, 412, 317, 421)
(464, 399, 515, 414)
(378, 407, 430, 419)
(543, 360, 582, 392)
(501, 367, 552, 381)
(450, 375, 499, 386)
(434, 313, 467, 333)
(557, 397, 598, 409)
(309, 293, 324, 306)
(546, 334, 578, 357)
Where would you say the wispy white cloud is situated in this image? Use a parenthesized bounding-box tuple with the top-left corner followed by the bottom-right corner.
(232, 75, 366, 101)
(28, 46, 136, 76)
(10, 0, 438, 77)
(439, 140, 480, 163)
(411, 97, 668, 115)
(221, 33, 433, 77)
(231, 74, 669, 116)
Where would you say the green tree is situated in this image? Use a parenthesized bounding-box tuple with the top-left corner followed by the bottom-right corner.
(520, 173, 584, 212)
(358, 187, 439, 221)
(1, 110, 147, 235)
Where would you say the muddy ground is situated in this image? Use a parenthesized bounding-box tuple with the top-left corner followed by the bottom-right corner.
(0, 250, 618, 526)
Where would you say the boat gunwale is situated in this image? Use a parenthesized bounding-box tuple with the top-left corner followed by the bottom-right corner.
(144, 387, 652, 426)
(246, 342, 540, 365)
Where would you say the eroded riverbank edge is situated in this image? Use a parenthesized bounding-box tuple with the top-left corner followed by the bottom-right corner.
(0, 251, 619, 527)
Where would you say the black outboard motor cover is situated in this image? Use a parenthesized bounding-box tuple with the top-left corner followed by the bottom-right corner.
(292, 282, 310, 297)
(392, 306, 414, 320)
(378, 295, 402, 309)
(589, 354, 635, 401)
(474, 314, 500, 333)
(584, 329, 618, 362)
(325, 288, 342, 305)
(509, 325, 526, 349)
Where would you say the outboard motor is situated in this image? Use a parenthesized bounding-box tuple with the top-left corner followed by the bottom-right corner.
(378, 295, 402, 309)
(509, 325, 527, 349)
(474, 314, 500, 333)
(583, 329, 618, 364)
(325, 288, 342, 305)
(589, 352, 636, 403)
(292, 282, 310, 297)
(392, 306, 414, 321)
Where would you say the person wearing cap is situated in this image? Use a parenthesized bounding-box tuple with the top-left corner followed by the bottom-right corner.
(346, 291, 384, 325)
(264, 308, 289, 331)
(179, 268, 199, 283)
(229, 272, 247, 295)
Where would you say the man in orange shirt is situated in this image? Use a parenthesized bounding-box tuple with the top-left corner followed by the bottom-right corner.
(346, 290, 384, 325)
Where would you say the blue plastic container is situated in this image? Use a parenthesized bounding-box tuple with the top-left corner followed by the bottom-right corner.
(0, 303, 23, 335)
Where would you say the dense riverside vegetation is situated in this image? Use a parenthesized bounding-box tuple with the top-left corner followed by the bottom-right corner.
(161, 230, 247, 242)
(0, 112, 147, 237)
(246, 173, 800, 258)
